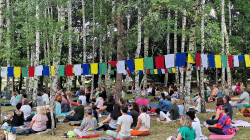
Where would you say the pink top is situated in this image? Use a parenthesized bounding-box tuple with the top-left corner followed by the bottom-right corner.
(216, 105, 223, 118)
(234, 86, 241, 94)
(32, 114, 48, 131)
(136, 99, 149, 108)
(95, 98, 104, 109)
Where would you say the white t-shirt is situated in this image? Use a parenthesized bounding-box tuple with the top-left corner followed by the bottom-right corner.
(138, 113, 150, 131)
(42, 94, 50, 104)
(79, 95, 86, 106)
(117, 115, 133, 137)
(193, 117, 207, 140)
(232, 85, 236, 91)
(163, 91, 169, 97)
(20, 105, 32, 120)
(10, 96, 17, 106)
(195, 98, 201, 113)
(147, 88, 152, 93)
(240, 92, 250, 104)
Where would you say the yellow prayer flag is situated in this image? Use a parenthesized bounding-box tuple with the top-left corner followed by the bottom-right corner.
(14, 67, 21, 77)
(51, 66, 54, 76)
(135, 58, 144, 71)
(90, 63, 98, 74)
(245, 55, 250, 67)
(153, 69, 158, 74)
(72, 67, 74, 73)
(188, 54, 195, 64)
(215, 55, 222, 68)
(172, 68, 176, 73)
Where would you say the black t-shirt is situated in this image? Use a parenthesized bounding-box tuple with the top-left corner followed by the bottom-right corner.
(130, 109, 139, 127)
(74, 105, 85, 120)
(103, 102, 114, 113)
(46, 112, 56, 129)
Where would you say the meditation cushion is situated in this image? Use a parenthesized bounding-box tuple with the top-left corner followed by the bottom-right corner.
(243, 104, 250, 107)
(71, 102, 78, 106)
(150, 108, 156, 113)
(208, 128, 239, 139)
(77, 134, 99, 138)
(243, 113, 250, 117)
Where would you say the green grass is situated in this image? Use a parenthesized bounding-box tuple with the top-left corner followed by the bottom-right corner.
(0, 95, 250, 140)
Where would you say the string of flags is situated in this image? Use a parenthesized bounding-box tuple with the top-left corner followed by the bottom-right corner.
(0, 53, 250, 78)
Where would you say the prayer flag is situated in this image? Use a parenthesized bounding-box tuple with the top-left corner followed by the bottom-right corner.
(157, 69, 162, 74)
(165, 54, 175, 68)
(245, 55, 250, 67)
(195, 53, 201, 67)
(51, 66, 54, 76)
(144, 57, 154, 69)
(233, 55, 239, 67)
(175, 53, 186, 67)
(188, 53, 195, 64)
(90, 63, 98, 74)
(108, 61, 118, 67)
(150, 70, 154, 74)
(43, 66, 50, 76)
(99, 63, 107, 75)
(117, 61, 126, 74)
(28, 66, 35, 77)
(168, 68, 172, 74)
(201, 54, 208, 68)
(1, 67, 7, 77)
(14, 67, 21, 77)
(110, 70, 114, 75)
(238, 55, 244, 61)
(126, 60, 135, 73)
(221, 55, 228, 68)
(208, 54, 215, 68)
(135, 58, 144, 71)
(35, 65, 43, 76)
(165, 69, 168, 74)
(22, 67, 28, 77)
(74, 64, 82, 76)
(139, 71, 143, 75)
(153, 69, 158, 74)
(65, 65, 73, 76)
(215, 55, 222, 68)
(82, 64, 90, 75)
(227, 55, 233, 68)
(8, 67, 14, 77)
(127, 70, 131, 75)
(59, 65, 65, 76)
(161, 69, 165, 74)
(172, 68, 176, 73)
(155, 56, 165, 69)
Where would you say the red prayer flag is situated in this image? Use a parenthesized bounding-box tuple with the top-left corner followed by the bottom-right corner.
(108, 61, 118, 67)
(228, 55, 233, 68)
(165, 69, 168, 74)
(155, 56, 165, 69)
(184, 67, 187, 72)
(195, 53, 201, 67)
(127, 70, 131, 75)
(28, 66, 35, 77)
(147, 69, 150, 74)
(65, 65, 73, 76)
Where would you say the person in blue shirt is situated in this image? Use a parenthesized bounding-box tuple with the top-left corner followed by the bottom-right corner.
(156, 94, 172, 115)
(73, 86, 84, 97)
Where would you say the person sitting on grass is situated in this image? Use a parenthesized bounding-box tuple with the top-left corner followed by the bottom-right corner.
(64, 99, 84, 122)
(171, 87, 180, 99)
(208, 84, 219, 102)
(20, 99, 32, 121)
(56, 98, 62, 115)
(20, 94, 29, 105)
(106, 105, 133, 140)
(231, 87, 249, 109)
(208, 106, 233, 135)
(156, 94, 172, 116)
(176, 99, 184, 116)
(27, 106, 48, 133)
(7, 103, 24, 127)
(36, 92, 43, 106)
(10, 92, 17, 107)
(131, 105, 150, 136)
(158, 98, 179, 122)
(79, 90, 87, 106)
(206, 98, 224, 125)
(194, 92, 201, 113)
(73, 109, 97, 137)
(136, 93, 149, 110)
(99, 95, 115, 116)
(61, 94, 71, 113)
(223, 95, 233, 119)
(95, 97, 104, 112)
(42, 90, 50, 105)
(130, 102, 140, 128)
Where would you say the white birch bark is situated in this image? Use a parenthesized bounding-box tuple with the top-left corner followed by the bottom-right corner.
(226, 1, 232, 95)
(143, 36, 149, 87)
(180, 9, 186, 93)
(221, 0, 225, 96)
(98, 2, 103, 89)
(6, 0, 11, 100)
(0, 0, 3, 47)
(33, 3, 40, 104)
(184, 0, 198, 113)
(174, 10, 179, 86)
(135, 0, 142, 98)
(66, 0, 72, 92)
(90, 0, 95, 100)
(81, 0, 87, 88)
(125, 3, 131, 92)
(164, 9, 171, 85)
(200, 0, 206, 113)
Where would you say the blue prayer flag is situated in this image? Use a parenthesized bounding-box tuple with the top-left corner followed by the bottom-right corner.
(126, 60, 135, 73)
(157, 69, 162, 74)
(208, 54, 215, 68)
(238, 55, 245, 61)
(43, 66, 50, 76)
(8, 67, 14, 77)
(175, 53, 186, 67)
(139, 70, 143, 75)
(82, 64, 90, 75)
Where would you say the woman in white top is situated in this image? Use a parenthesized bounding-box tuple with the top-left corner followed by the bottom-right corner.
(130, 104, 150, 136)
(195, 92, 201, 113)
(10, 92, 17, 106)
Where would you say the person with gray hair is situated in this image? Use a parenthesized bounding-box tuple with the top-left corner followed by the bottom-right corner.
(231, 87, 249, 109)
(20, 99, 32, 121)
(208, 84, 219, 102)
(157, 98, 179, 123)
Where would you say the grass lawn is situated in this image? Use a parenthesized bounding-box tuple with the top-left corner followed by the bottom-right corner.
(1, 94, 250, 140)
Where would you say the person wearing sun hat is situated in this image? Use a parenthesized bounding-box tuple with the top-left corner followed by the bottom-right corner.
(136, 93, 149, 110)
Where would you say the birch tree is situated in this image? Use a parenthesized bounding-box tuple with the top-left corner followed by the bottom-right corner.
(81, 0, 86, 88)
(90, 0, 95, 99)
(6, 0, 11, 100)
(98, 1, 103, 89)
(221, 0, 226, 96)
(0, 0, 3, 47)
(226, 1, 232, 95)
(180, 9, 186, 93)
(66, 0, 72, 92)
(174, 10, 179, 86)
(164, 9, 171, 85)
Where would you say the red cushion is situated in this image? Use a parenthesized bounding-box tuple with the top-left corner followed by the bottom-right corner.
(71, 102, 78, 106)
(77, 134, 99, 138)
(243, 113, 250, 117)
(150, 108, 156, 113)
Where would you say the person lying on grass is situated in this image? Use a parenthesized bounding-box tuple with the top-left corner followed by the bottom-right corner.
(208, 106, 233, 135)
(130, 104, 150, 136)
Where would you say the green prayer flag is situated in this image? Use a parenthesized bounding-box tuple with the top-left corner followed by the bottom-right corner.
(59, 65, 65, 76)
(99, 63, 107, 75)
(221, 55, 228, 68)
(144, 57, 154, 69)
(22, 67, 28, 77)
(150, 70, 154, 74)
(132, 72, 135, 75)
(110, 70, 114, 75)
(168, 68, 172, 73)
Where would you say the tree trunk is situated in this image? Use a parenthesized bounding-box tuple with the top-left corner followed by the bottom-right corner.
(125, 3, 131, 92)
(184, 0, 198, 113)
(19, 75, 22, 90)
(200, 0, 206, 113)
(0, 0, 3, 47)
(221, 0, 226, 96)
(143, 36, 149, 87)
(134, 0, 142, 99)
(98, 2, 103, 89)
(180, 9, 186, 93)
(66, 0, 73, 92)
(226, 1, 232, 95)
(165, 9, 171, 85)
(6, 0, 11, 100)
(33, 3, 40, 105)
(174, 10, 179, 86)
(81, 0, 87, 88)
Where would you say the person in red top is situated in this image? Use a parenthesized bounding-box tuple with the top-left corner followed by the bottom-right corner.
(20, 94, 29, 105)
(208, 106, 233, 135)
(234, 83, 241, 95)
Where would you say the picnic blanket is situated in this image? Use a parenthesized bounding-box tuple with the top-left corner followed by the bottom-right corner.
(149, 103, 158, 108)
(232, 120, 250, 127)
(208, 128, 239, 139)
(32, 111, 71, 116)
(206, 109, 216, 112)
(0, 122, 30, 130)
